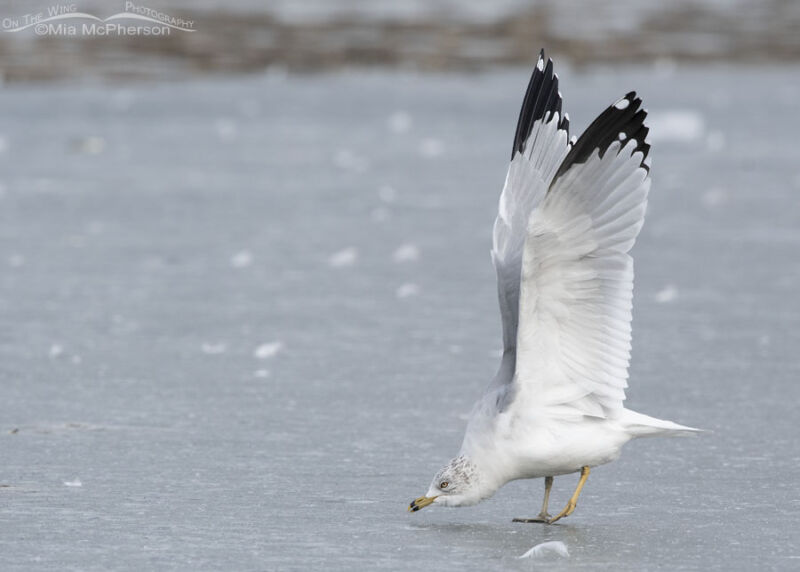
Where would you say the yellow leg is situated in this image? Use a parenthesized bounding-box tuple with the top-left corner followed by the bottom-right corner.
(547, 466, 590, 524)
(512, 476, 554, 523)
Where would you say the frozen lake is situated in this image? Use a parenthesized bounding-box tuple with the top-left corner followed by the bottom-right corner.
(1, 64, 799, 570)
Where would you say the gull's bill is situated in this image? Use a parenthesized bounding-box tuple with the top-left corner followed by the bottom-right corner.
(408, 496, 437, 512)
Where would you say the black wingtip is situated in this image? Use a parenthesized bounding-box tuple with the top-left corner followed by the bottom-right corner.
(551, 91, 651, 184)
(511, 50, 568, 160)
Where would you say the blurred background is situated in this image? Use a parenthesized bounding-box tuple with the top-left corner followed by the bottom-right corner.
(0, 0, 799, 81)
(2, 1, 799, 571)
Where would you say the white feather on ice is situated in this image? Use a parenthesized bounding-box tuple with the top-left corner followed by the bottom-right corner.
(518, 541, 569, 559)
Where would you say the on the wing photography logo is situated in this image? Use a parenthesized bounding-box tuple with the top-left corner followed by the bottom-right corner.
(2, 2, 195, 36)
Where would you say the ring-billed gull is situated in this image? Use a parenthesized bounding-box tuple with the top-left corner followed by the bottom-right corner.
(409, 50, 699, 524)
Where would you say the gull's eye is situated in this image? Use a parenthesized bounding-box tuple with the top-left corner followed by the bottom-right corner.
(439, 481, 449, 489)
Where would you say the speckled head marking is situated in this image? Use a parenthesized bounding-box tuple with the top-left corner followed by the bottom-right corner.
(409, 456, 484, 511)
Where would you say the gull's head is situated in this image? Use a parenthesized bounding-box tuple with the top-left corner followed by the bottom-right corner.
(409, 455, 482, 512)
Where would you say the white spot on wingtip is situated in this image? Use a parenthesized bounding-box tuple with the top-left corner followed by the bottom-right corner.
(614, 98, 630, 110)
(537, 58, 544, 71)
(618, 132, 628, 141)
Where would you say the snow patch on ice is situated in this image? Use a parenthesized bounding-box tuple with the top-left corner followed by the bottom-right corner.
(253, 369, 271, 379)
(49, 344, 64, 358)
(648, 110, 705, 142)
(75, 136, 105, 155)
(230, 250, 253, 268)
(419, 138, 444, 158)
(202, 342, 227, 355)
(8, 254, 24, 268)
(702, 188, 728, 208)
(387, 111, 412, 133)
(334, 149, 369, 172)
(328, 247, 358, 268)
(63, 479, 82, 487)
(370, 207, 390, 223)
(378, 185, 397, 203)
(393, 243, 419, 263)
(396, 283, 420, 298)
(254, 341, 284, 359)
(215, 118, 238, 143)
(655, 284, 679, 303)
(519, 540, 569, 560)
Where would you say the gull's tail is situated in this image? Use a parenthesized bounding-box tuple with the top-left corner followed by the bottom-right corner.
(620, 408, 703, 438)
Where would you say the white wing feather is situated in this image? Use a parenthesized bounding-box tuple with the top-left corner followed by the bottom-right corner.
(489, 52, 571, 394)
(514, 134, 651, 418)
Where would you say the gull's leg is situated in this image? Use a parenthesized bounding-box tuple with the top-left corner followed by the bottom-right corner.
(512, 476, 554, 523)
(547, 466, 590, 524)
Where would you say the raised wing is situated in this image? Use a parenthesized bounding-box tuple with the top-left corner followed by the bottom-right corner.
(513, 92, 651, 419)
(491, 51, 570, 388)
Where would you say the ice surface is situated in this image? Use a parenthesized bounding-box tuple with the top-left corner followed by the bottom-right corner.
(647, 110, 705, 142)
(1, 65, 799, 571)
